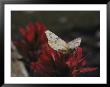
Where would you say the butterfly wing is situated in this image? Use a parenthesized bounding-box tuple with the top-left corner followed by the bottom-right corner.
(45, 30, 69, 53)
(68, 37, 82, 49)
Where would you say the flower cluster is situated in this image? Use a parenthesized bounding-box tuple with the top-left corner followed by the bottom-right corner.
(13, 21, 97, 77)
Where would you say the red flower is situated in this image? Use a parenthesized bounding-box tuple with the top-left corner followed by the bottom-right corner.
(14, 21, 97, 77)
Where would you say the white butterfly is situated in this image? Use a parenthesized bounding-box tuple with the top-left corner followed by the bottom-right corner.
(45, 30, 81, 54)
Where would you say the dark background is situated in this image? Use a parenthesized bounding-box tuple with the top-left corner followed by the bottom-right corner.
(11, 11, 100, 77)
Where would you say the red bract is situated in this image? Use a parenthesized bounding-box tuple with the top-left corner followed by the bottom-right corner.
(35, 22, 48, 44)
(35, 21, 46, 34)
(19, 21, 48, 44)
(30, 56, 53, 76)
(66, 47, 97, 76)
(19, 22, 36, 43)
(79, 67, 97, 73)
(66, 47, 86, 68)
(30, 43, 65, 76)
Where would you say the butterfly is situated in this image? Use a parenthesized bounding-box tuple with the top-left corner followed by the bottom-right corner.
(45, 30, 81, 54)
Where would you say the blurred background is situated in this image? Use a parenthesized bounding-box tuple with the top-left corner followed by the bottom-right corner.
(11, 11, 100, 77)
